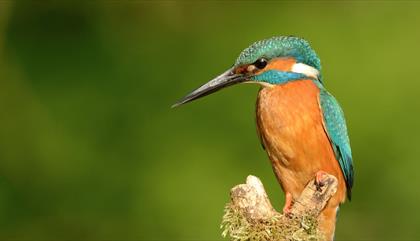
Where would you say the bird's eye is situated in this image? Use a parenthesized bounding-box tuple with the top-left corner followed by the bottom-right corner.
(253, 58, 268, 69)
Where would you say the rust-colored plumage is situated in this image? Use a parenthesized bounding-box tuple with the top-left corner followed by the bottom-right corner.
(256, 79, 346, 239)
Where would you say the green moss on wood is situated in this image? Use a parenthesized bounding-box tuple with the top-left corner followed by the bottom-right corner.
(221, 203, 324, 241)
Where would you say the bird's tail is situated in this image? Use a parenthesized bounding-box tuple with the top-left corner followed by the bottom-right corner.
(318, 206, 339, 241)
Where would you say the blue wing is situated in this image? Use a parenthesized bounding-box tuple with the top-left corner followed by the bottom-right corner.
(319, 89, 354, 200)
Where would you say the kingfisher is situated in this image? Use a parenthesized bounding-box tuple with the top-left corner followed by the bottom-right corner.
(173, 36, 354, 240)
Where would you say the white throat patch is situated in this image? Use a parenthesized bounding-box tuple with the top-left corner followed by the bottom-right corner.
(291, 63, 319, 79)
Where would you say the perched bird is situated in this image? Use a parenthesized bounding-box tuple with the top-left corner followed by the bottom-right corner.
(173, 36, 354, 240)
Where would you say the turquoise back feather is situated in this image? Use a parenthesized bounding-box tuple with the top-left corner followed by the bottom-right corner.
(319, 89, 354, 199)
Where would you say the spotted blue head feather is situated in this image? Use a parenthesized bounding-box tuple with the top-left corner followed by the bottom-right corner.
(235, 36, 322, 73)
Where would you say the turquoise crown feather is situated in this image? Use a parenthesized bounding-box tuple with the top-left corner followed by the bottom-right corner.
(235, 36, 322, 73)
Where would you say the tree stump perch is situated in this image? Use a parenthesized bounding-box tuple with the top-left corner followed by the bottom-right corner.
(221, 174, 338, 240)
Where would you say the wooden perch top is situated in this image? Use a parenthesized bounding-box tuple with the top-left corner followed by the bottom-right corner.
(230, 174, 337, 219)
(230, 175, 277, 220)
(291, 174, 338, 216)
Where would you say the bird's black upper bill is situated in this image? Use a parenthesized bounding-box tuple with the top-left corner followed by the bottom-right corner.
(172, 67, 248, 108)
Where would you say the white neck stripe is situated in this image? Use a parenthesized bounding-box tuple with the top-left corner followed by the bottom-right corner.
(291, 63, 319, 79)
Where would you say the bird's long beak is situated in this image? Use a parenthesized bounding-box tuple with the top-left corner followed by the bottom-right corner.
(172, 67, 248, 108)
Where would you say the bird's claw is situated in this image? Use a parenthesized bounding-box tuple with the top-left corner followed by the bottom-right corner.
(282, 206, 292, 216)
(315, 171, 328, 191)
(282, 192, 293, 216)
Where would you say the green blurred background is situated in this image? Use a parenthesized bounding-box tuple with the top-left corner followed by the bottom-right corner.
(0, 1, 420, 240)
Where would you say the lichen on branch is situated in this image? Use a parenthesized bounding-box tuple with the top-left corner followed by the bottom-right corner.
(221, 203, 321, 241)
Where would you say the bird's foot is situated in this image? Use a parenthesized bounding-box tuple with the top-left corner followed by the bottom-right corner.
(315, 170, 328, 191)
(282, 192, 293, 216)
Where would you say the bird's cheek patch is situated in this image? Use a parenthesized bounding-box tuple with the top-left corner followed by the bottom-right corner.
(291, 63, 320, 79)
(235, 57, 301, 76)
(255, 57, 296, 74)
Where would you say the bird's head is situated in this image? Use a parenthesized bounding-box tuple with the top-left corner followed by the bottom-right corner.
(173, 36, 322, 107)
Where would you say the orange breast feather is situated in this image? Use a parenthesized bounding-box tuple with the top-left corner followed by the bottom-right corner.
(256, 79, 346, 206)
